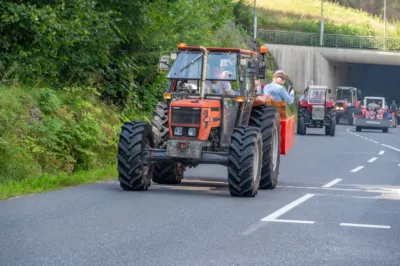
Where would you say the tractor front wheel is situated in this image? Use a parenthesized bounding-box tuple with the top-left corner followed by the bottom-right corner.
(297, 116, 306, 135)
(151, 101, 184, 184)
(227, 127, 262, 197)
(249, 105, 281, 189)
(117, 122, 154, 191)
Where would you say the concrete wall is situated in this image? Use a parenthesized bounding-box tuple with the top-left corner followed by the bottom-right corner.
(265, 44, 400, 99)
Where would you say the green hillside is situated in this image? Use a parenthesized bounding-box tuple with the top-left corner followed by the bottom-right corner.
(236, 0, 399, 37)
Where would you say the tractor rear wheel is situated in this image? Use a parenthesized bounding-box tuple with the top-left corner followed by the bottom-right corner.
(151, 101, 184, 184)
(227, 127, 262, 197)
(249, 105, 281, 189)
(117, 122, 154, 191)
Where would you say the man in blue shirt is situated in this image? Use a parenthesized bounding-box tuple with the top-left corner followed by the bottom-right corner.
(264, 70, 294, 104)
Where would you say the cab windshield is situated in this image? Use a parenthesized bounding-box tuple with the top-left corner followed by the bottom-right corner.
(166, 51, 237, 81)
(308, 89, 326, 104)
(336, 89, 352, 101)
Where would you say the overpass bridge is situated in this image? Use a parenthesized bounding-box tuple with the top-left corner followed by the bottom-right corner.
(258, 29, 400, 102)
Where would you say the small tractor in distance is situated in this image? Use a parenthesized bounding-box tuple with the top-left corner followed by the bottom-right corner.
(334, 86, 361, 125)
(116, 43, 295, 197)
(297, 85, 336, 136)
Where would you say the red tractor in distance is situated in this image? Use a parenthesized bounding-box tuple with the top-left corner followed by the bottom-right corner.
(297, 86, 336, 136)
(334, 86, 361, 125)
(116, 43, 296, 197)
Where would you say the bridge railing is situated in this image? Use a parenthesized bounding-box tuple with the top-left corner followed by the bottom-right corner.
(257, 29, 400, 50)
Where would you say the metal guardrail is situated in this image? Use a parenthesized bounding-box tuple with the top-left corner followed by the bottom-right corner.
(258, 29, 400, 51)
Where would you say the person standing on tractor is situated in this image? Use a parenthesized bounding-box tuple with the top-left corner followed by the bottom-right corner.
(264, 70, 294, 104)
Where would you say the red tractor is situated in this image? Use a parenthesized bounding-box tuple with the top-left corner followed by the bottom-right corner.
(117, 43, 295, 197)
(297, 86, 336, 136)
(335, 86, 361, 125)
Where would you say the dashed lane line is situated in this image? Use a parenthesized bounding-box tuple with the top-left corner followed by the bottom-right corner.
(379, 150, 385, 155)
(381, 144, 400, 153)
(350, 166, 364, 172)
(322, 179, 342, 188)
(347, 128, 400, 153)
(367, 157, 378, 163)
(340, 223, 390, 229)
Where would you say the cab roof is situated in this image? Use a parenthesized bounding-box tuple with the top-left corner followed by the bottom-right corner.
(178, 46, 258, 56)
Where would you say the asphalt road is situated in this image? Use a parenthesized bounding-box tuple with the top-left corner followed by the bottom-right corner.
(1, 124, 400, 266)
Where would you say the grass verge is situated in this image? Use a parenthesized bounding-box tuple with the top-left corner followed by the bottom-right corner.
(236, 0, 399, 37)
(0, 164, 117, 200)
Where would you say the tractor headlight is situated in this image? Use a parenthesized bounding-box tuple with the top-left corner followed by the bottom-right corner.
(188, 128, 197, 137)
(174, 127, 183, 136)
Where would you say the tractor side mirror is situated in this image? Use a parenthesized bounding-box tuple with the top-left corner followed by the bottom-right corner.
(158, 55, 171, 71)
(259, 64, 266, 79)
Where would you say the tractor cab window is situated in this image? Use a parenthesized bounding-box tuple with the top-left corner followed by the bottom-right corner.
(308, 89, 326, 104)
(336, 89, 352, 102)
(166, 52, 237, 81)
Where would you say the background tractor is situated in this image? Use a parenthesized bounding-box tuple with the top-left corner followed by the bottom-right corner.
(334, 86, 361, 125)
(116, 43, 295, 197)
(297, 85, 336, 136)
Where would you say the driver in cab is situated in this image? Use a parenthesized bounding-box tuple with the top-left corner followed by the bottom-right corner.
(205, 66, 235, 95)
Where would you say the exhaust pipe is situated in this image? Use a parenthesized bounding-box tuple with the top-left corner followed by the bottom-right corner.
(199, 46, 208, 99)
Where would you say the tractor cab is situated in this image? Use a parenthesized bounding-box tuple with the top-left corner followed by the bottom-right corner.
(297, 85, 336, 136)
(158, 43, 267, 149)
(334, 86, 361, 125)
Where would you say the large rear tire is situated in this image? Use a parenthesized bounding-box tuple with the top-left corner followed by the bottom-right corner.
(227, 127, 262, 197)
(151, 102, 184, 184)
(249, 105, 281, 189)
(117, 122, 154, 191)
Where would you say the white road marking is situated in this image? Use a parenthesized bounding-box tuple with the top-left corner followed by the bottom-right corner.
(367, 157, 377, 163)
(277, 185, 362, 192)
(266, 219, 314, 224)
(381, 144, 400, 153)
(373, 141, 379, 144)
(350, 166, 364, 172)
(378, 150, 385, 155)
(398, 164, 400, 167)
(340, 223, 390, 229)
(260, 194, 315, 222)
(322, 179, 342, 188)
